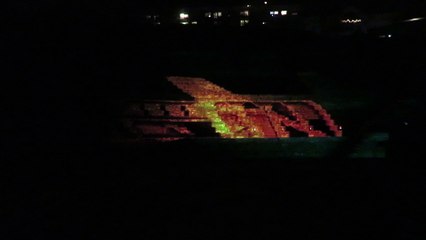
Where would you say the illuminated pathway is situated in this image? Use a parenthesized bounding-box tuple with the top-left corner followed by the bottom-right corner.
(123, 77, 342, 140)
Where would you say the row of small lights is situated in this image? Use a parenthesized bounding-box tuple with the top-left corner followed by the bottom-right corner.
(341, 17, 424, 24)
(180, 11, 288, 19)
(179, 1, 289, 21)
(341, 19, 362, 24)
(270, 10, 287, 16)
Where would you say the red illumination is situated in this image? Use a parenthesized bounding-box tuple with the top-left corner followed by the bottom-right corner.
(123, 77, 343, 140)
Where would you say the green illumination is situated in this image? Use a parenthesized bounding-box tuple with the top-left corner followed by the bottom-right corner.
(165, 77, 342, 139)
(195, 101, 266, 138)
(196, 101, 233, 137)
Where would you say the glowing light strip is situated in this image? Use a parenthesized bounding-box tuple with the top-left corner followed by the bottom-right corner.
(341, 19, 362, 23)
(404, 17, 424, 22)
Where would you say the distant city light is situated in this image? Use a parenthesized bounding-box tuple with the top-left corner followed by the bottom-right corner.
(341, 19, 362, 24)
(205, 12, 211, 18)
(270, 11, 278, 16)
(179, 13, 189, 20)
(262, 21, 266, 25)
(270, 10, 286, 17)
(240, 19, 249, 26)
(264, 1, 268, 4)
(404, 17, 424, 22)
(247, 4, 251, 8)
(388, 34, 392, 38)
(240, 10, 250, 17)
(213, 12, 222, 18)
(181, 21, 189, 25)
(191, 21, 198, 25)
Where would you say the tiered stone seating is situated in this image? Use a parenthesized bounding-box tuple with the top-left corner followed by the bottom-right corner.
(245, 109, 277, 138)
(165, 104, 185, 117)
(268, 102, 327, 137)
(124, 77, 342, 140)
(185, 105, 199, 117)
(215, 103, 262, 138)
(136, 125, 167, 136)
(267, 111, 290, 138)
(288, 103, 320, 120)
(304, 100, 343, 137)
(168, 76, 248, 101)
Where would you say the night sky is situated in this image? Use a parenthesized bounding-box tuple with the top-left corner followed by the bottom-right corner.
(8, 0, 426, 15)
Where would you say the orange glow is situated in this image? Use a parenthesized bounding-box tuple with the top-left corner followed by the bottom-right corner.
(124, 77, 343, 140)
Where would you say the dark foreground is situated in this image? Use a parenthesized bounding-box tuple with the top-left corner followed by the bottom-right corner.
(4, 135, 425, 239)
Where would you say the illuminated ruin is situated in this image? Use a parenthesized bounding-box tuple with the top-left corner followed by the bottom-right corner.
(124, 77, 342, 141)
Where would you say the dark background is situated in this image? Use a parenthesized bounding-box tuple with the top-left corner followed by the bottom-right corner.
(4, 0, 426, 239)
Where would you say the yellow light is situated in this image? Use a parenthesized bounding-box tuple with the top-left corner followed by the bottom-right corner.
(179, 13, 189, 20)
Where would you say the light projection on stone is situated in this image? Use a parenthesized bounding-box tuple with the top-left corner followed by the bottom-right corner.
(123, 77, 342, 141)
